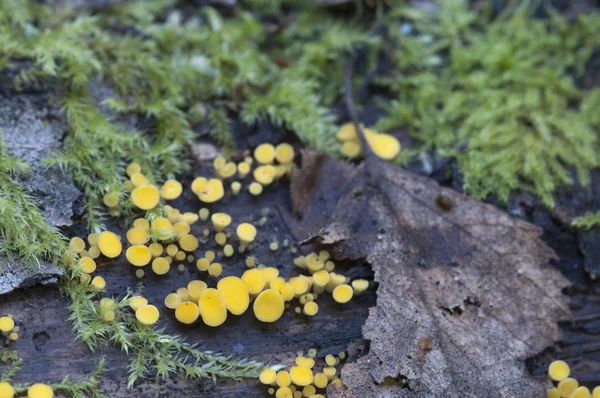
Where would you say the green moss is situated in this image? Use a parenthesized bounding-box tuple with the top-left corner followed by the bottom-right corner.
(376, 1, 600, 207)
(571, 211, 600, 230)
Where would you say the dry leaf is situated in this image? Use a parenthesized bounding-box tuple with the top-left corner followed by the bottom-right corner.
(290, 151, 571, 397)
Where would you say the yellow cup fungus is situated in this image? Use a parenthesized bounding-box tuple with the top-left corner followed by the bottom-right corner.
(249, 182, 263, 196)
(323, 367, 336, 378)
(152, 257, 170, 275)
(254, 165, 276, 185)
(299, 294, 313, 305)
(259, 368, 277, 385)
(280, 283, 295, 301)
(275, 143, 295, 164)
(313, 373, 328, 389)
(275, 387, 292, 398)
(174, 222, 191, 236)
(187, 280, 208, 301)
(231, 181, 242, 195)
(175, 251, 186, 261)
(302, 302, 318, 316)
(148, 243, 163, 257)
(124, 180, 135, 192)
(131, 184, 160, 210)
(103, 192, 120, 208)
(332, 284, 353, 303)
(289, 366, 313, 386)
(135, 269, 145, 279)
(179, 212, 199, 225)
(213, 156, 226, 170)
(326, 273, 346, 293)
(548, 360, 570, 381)
(88, 246, 100, 259)
(166, 244, 179, 257)
(289, 277, 309, 297)
(237, 223, 257, 246)
(69, 237, 86, 253)
(276, 370, 292, 387)
(254, 143, 276, 164)
(253, 289, 285, 323)
(191, 177, 224, 203)
(570, 387, 592, 398)
(594, 387, 600, 398)
(164, 293, 182, 309)
(126, 227, 148, 245)
(90, 276, 106, 291)
(340, 141, 362, 159)
(312, 270, 330, 287)
(179, 234, 199, 252)
(558, 378, 579, 397)
(79, 256, 96, 274)
(126, 162, 141, 177)
(224, 244, 234, 257)
(262, 267, 279, 283)
(136, 304, 160, 326)
(160, 179, 183, 200)
(295, 356, 314, 369)
(196, 258, 210, 272)
(98, 231, 122, 258)
(217, 162, 237, 179)
(211, 213, 232, 232)
(87, 232, 99, 246)
(175, 302, 200, 325)
(208, 262, 223, 277)
(199, 208, 210, 221)
(150, 218, 174, 240)
(217, 276, 250, 315)
(126, 245, 152, 266)
(0, 317, 15, 333)
(351, 279, 369, 295)
(325, 354, 336, 367)
(270, 242, 279, 251)
(242, 269, 266, 294)
(129, 296, 148, 311)
(130, 172, 149, 187)
(27, 383, 53, 398)
(133, 218, 150, 231)
(199, 288, 227, 327)
(302, 385, 316, 397)
(0, 382, 15, 398)
(237, 162, 251, 178)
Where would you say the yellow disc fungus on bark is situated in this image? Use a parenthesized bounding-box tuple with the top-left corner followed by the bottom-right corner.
(275, 387, 292, 398)
(175, 301, 200, 324)
(593, 387, 600, 398)
(280, 283, 295, 301)
(126, 162, 141, 177)
(129, 296, 148, 311)
(69, 237, 86, 253)
(254, 143, 276, 164)
(126, 227, 148, 245)
(262, 267, 279, 283)
(217, 162, 237, 179)
(253, 289, 285, 322)
(231, 181, 242, 195)
(208, 262, 223, 277)
(289, 277, 308, 297)
(148, 243, 163, 257)
(27, 384, 53, 398)
(103, 192, 120, 208)
(249, 182, 263, 196)
(237, 162, 251, 178)
(133, 218, 150, 231)
(276, 370, 291, 387)
(87, 233, 99, 246)
(196, 258, 210, 272)
(242, 269, 266, 294)
(570, 387, 592, 398)
(0, 382, 15, 398)
(160, 179, 183, 200)
(302, 302, 318, 316)
(179, 234, 199, 252)
(130, 172, 149, 188)
(191, 177, 224, 203)
(90, 276, 106, 291)
(548, 360, 570, 381)
(340, 141, 362, 159)
(275, 143, 295, 164)
(253, 165, 276, 185)
(136, 304, 160, 326)
(88, 246, 100, 259)
(302, 385, 316, 397)
(323, 367, 336, 378)
(126, 245, 152, 266)
(211, 213, 232, 232)
(79, 256, 96, 273)
(131, 184, 160, 210)
(187, 280, 208, 301)
(98, 231, 122, 258)
(557, 378, 579, 397)
(164, 293, 182, 309)
(217, 276, 250, 315)
(237, 223, 257, 246)
(351, 279, 369, 295)
(290, 366, 313, 386)
(150, 218, 174, 240)
(313, 373, 328, 389)
(325, 354, 336, 367)
(332, 284, 353, 303)
(259, 368, 277, 385)
(199, 288, 227, 327)
(295, 357, 314, 369)
(0, 317, 14, 333)
(152, 257, 170, 275)
(369, 133, 401, 160)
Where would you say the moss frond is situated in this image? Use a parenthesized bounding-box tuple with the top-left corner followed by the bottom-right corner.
(571, 211, 600, 230)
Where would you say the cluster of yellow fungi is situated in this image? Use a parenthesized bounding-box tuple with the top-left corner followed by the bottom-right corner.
(259, 349, 345, 398)
(547, 360, 600, 398)
(336, 122, 400, 161)
(0, 380, 54, 398)
(0, 314, 19, 345)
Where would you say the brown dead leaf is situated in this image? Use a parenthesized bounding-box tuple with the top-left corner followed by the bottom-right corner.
(290, 151, 571, 397)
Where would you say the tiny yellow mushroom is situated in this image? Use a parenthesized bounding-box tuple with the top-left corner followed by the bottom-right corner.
(98, 231, 122, 258)
(259, 368, 277, 385)
(351, 279, 369, 295)
(196, 258, 210, 272)
(0, 382, 15, 398)
(135, 269, 145, 279)
(593, 387, 600, 398)
(290, 366, 313, 386)
(90, 276, 106, 291)
(164, 293, 182, 309)
(199, 288, 227, 327)
(289, 277, 309, 297)
(27, 383, 53, 398)
(199, 208, 210, 221)
(126, 162, 141, 177)
(237, 223, 257, 246)
(570, 387, 592, 398)
(148, 243, 163, 257)
(88, 246, 100, 259)
(211, 213, 232, 232)
(179, 234, 199, 252)
(242, 269, 266, 294)
(326, 273, 346, 293)
(150, 218, 174, 240)
(152, 257, 170, 275)
(124, 180, 135, 192)
(275, 387, 292, 398)
(130, 172, 149, 187)
(557, 378, 579, 398)
(179, 212, 199, 225)
(166, 244, 179, 257)
(131, 184, 160, 210)
(160, 179, 183, 200)
(325, 354, 336, 367)
(302, 385, 316, 397)
(280, 283, 295, 301)
(205, 251, 216, 262)
(224, 244, 234, 257)
(254, 143, 276, 164)
(276, 371, 292, 388)
(237, 162, 251, 178)
(103, 192, 120, 208)
(303, 302, 318, 316)
(177, 288, 192, 302)
(79, 256, 96, 274)
(129, 296, 148, 311)
(231, 181, 242, 195)
(253, 165, 276, 185)
(217, 162, 237, 179)
(270, 242, 279, 251)
(133, 218, 150, 231)
(191, 177, 225, 203)
(187, 280, 208, 301)
(332, 284, 353, 303)
(341, 141, 362, 159)
(87, 232, 99, 246)
(547, 387, 560, 398)
(275, 143, 295, 164)
(217, 276, 250, 315)
(548, 360, 570, 381)
(174, 222, 191, 236)
(336, 122, 361, 142)
(262, 267, 279, 283)
(369, 133, 401, 160)
(295, 357, 314, 369)
(253, 289, 285, 323)
(312, 270, 330, 288)
(175, 301, 200, 324)
(323, 367, 336, 378)
(69, 237, 86, 254)
(313, 372, 328, 389)
(127, 227, 148, 245)
(0, 317, 15, 333)
(208, 262, 223, 277)
(175, 251, 186, 261)
(213, 156, 227, 170)
(136, 304, 160, 326)
(126, 245, 152, 267)
(249, 182, 263, 196)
